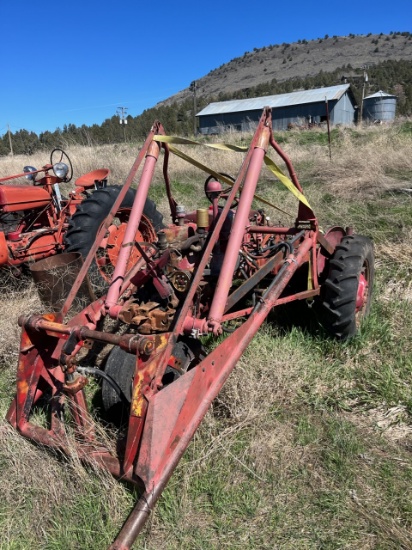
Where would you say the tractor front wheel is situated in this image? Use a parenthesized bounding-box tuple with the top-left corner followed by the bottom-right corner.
(317, 235, 374, 339)
(102, 339, 206, 425)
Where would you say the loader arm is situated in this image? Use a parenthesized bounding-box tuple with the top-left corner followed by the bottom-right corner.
(5, 106, 371, 550)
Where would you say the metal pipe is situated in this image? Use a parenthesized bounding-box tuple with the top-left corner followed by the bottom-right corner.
(0, 166, 50, 183)
(18, 315, 153, 355)
(207, 126, 270, 332)
(247, 226, 298, 234)
(325, 97, 332, 160)
(108, 492, 155, 550)
(172, 108, 271, 341)
(105, 141, 160, 311)
(60, 123, 162, 317)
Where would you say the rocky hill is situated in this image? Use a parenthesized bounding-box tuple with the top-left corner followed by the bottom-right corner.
(158, 32, 412, 106)
(3, 32, 412, 155)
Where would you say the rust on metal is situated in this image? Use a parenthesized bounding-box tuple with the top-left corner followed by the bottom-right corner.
(0, 151, 112, 272)
(4, 107, 370, 550)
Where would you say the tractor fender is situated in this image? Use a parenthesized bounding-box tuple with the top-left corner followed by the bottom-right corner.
(317, 225, 348, 279)
(0, 232, 9, 265)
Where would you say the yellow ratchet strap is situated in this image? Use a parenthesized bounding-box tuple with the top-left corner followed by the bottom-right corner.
(153, 135, 312, 212)
(263, 155, 312, 209)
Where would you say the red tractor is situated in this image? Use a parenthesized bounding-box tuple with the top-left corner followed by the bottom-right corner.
(0, 148, 159, 282)
(6, 109, 374, 549)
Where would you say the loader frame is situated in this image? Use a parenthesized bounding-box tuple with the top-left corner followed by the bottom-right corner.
(7, 108, 348, 549)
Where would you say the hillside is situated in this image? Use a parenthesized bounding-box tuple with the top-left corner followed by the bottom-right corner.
(1, 32, 412, 155)
(159, 32, 412, 105)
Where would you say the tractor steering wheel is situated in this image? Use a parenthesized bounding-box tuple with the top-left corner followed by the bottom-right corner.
(204, 173, 238, 208)
(50, 148, 73, 182)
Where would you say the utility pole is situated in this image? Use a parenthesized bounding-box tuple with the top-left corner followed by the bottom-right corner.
(190, 81, 197, 135)
(117, 106, 128, 141)
(359, 71, 368, 125)
(7, 124, 13, 157)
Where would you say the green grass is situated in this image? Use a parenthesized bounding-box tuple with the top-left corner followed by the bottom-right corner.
(1, 124, 412, 549)
(397, 120, 412, 136)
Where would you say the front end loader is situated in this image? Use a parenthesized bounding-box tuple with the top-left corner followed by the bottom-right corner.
(6, 108, 374, 549)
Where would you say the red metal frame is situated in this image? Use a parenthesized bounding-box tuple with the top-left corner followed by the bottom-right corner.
(0, 158, 108, 267)
(6, 108, 348, 549)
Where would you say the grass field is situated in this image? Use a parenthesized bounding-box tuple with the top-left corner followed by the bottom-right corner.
(0, 121, 411, 549)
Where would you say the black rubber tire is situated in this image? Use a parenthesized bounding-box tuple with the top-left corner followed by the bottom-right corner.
(102, 339, 205, 424)
(64, 185, 164, 293)
(317, 234, 374, 340)
(101, 345, 136, 425)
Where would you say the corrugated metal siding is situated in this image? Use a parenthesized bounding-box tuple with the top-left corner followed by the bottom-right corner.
(196, 84, 351, 117)
(197, 85, 356, 134)
(363, 97, 396, 121)
(330, 93, 355, 124)
(198, 92, 356, 134)
(363, 91, 397, 122)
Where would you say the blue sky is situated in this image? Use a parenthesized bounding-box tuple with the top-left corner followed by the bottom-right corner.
(0, 0, 410, 136)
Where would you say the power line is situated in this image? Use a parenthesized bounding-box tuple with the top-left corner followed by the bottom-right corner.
(117, 106, 128, 141)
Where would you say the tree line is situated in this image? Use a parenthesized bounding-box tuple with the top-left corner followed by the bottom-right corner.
(1, 59, 411, 157)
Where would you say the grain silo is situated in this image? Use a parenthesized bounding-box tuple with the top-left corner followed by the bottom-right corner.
(362, 90, 397, 122)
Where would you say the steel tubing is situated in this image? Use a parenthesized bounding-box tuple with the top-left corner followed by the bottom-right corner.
(207, 126, 270, 330)
(105, 141, 160, 310)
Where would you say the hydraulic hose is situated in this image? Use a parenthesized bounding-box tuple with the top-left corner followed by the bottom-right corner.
(76, 366, 130, 405)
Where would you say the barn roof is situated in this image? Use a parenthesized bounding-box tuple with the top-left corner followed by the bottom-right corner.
(196, 84, 352, 116)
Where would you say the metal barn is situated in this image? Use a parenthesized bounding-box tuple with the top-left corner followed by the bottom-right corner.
(196, 84, 357, 134)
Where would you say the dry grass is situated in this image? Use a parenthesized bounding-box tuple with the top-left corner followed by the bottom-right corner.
(2, 119, 410, 206)
(262, 123, 411, 202)
(0, 121, 411, 549)
(0, 279, 40, 364)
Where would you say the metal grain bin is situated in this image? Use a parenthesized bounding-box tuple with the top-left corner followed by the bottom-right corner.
(363, 90, 397, 122)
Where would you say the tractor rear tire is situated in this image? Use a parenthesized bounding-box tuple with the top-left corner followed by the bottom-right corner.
(64, 185, 163, 293)
(317, 234, 374, 339)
